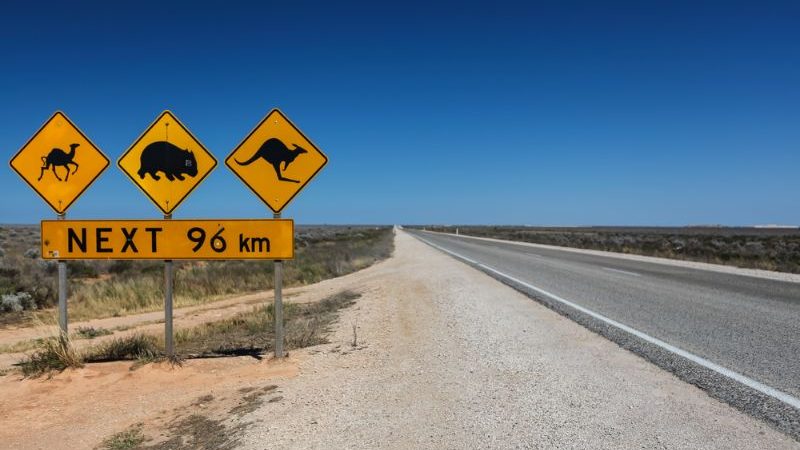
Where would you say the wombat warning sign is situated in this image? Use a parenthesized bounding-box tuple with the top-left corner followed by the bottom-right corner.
(118, 111, 217, 215)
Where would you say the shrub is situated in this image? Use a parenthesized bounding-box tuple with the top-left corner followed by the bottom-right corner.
(67, 261, 99, 279)
(75, 326, 113, 339)
(0, 292, 36, 312)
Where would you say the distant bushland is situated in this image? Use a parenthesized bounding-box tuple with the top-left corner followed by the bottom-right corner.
(413, 225, 800, 274)
(0, 226, 393, 326)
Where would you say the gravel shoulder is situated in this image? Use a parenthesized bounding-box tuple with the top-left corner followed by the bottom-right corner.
(238, 230, 797, 449)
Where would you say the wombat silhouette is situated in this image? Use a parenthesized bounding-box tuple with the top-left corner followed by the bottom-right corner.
(137, 141, 198, 181)
(235, 138, 307, 183)
(39, 143, 80, 182)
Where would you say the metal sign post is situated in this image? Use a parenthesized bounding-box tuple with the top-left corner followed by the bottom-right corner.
(225, 108, 328, 360)
(57, 212, 68, 336)
(273, 211, 284, 358)
(164, 213, 174, 359)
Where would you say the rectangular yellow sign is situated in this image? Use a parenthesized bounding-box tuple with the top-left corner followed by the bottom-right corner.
(41, 219, 293, 260)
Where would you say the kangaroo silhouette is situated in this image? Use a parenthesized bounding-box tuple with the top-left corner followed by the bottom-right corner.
(38, 143, 79, 182)
(235, 138, 307, 183)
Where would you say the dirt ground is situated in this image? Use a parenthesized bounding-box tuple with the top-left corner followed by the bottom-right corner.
(0, 230, 797, 449)
(0, 252, 392, 449)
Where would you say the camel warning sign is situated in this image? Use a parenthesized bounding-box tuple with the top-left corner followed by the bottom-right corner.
(9, 111, 110, 215)
(118, 111, 217, 215)
(225, 109, 328, 213)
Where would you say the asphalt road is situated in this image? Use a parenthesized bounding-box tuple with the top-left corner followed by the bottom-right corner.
(407, 229, 800, 438)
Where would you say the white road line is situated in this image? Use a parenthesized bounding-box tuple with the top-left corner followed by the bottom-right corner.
(413, 233, 800, 411)
(603, 267, 641, 277)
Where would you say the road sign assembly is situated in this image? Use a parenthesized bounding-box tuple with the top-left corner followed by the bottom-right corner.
(118, 110, 217, 215)
(11, 108, 327, 359)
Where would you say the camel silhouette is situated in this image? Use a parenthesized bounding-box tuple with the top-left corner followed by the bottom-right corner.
(38, 143, 79, 182)
(235, 138, 307, 183)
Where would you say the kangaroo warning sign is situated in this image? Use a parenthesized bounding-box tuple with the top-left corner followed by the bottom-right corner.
(225, 109, 328, 213)
(118, 111, 217, 215)
(9, 111, 110, 215)
(41, 219, 293, 260)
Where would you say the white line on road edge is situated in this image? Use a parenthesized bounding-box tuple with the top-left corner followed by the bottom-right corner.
(413, 233, 800, 411)
(603, 267, 642, 277)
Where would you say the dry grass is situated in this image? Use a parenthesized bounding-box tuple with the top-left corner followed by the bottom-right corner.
(84, 334, 161, 363)
(175, 290, 361, 356)
(0, 226, 393, 326)
(101, 424, 146, 450)
(18, 333, 83, 377)
(16, 290, 361, 376)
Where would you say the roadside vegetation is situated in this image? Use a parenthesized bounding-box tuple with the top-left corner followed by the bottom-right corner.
(0, 226, 392, 327)
(415, 225, 800, 273)
(18, 290, 360, 377)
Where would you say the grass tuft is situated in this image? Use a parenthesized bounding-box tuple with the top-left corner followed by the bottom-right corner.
(84, 334, 161, 363)
(101, 423, 145, 450)
(18, 333, 83, 377)
(75, 326, 113, 339)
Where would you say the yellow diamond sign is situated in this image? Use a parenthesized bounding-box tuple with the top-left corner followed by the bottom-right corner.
(226, 109, 328, 213)
(9, 111, 109, 215)
(118, 111, 217, 215)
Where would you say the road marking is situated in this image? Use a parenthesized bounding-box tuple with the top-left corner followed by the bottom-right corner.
(603, 267, 641, 277)
(412, 233, 800, 411)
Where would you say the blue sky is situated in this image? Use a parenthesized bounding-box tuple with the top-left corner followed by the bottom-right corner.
(1, 1, 798, 225)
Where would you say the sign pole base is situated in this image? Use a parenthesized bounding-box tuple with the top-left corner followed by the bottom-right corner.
(273, 212, 284, 358)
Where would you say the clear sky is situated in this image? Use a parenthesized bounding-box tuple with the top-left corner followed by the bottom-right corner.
(1, 1, 798, 225)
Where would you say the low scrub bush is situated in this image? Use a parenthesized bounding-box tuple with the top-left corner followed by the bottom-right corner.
(75, 326, 113, 339)
(0, 292, 35, 312)
(422, 226, 800, 273)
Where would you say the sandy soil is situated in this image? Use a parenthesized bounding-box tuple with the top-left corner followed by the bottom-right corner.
(0, 253, 395, 449)
(0, 357, 297, 449)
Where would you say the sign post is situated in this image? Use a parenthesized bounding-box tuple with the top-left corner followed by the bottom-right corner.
(273, 212, 284, 358)
(118, 111, 217, 359)
(9, 111, 109, 336)
(226, 109, 328, 358)
(57, 213, 67, 335)
(164, 214, 174, 358)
